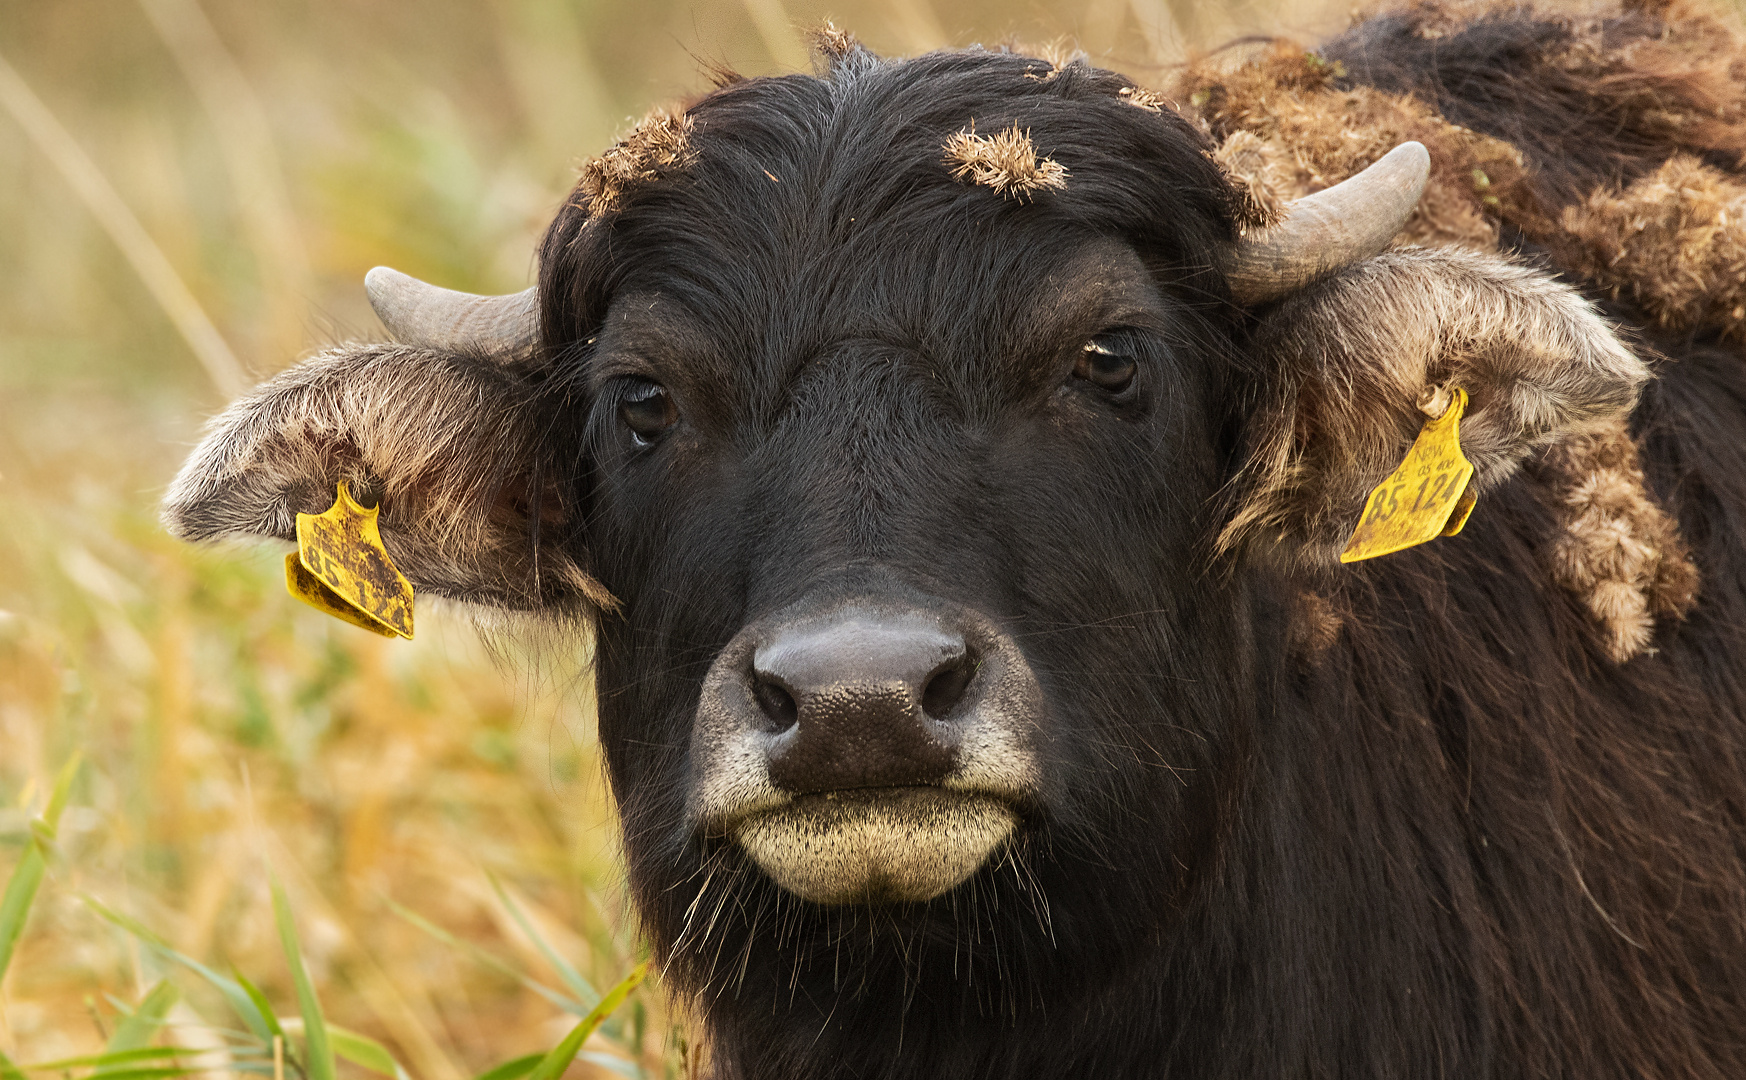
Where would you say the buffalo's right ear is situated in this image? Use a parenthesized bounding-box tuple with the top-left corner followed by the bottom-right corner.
(1219, 246, 1651, 571)
(162, 340, 611, 614)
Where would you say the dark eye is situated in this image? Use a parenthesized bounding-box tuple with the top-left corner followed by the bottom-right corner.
(1074, 337, 1137, 394)
(618, 381, 678, 444)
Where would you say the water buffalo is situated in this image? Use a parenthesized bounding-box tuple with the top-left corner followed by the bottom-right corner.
(164, 1, 1746, 1075)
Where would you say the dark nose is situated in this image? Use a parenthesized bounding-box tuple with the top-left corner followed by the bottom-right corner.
(752, 611, 975, 794)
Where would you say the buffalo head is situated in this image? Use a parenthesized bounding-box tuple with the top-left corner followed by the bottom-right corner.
(162, 36, 1647, 1073)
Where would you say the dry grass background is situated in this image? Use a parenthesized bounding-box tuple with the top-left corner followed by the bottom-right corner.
(0, 0, 1348, 1076)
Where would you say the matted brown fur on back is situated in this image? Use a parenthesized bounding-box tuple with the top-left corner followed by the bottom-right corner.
(1164, 0, 1746, 659)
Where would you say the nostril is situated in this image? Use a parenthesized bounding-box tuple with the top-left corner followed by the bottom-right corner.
(752, 677, 798, 733)
(921, 655, 975, 720)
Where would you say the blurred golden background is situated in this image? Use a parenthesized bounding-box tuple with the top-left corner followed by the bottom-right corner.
(0, 1, 1347, 1076)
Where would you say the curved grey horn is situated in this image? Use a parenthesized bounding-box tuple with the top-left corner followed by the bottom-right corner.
(365, 266, 539, 362)
(1222, 141, 1431, 307)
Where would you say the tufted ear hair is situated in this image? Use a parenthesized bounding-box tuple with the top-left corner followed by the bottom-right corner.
(162, 343, 612, 613)
(1221, 246, 1651, 570)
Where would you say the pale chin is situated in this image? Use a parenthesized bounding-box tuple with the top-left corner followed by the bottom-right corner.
(733, 788, 1017, 905)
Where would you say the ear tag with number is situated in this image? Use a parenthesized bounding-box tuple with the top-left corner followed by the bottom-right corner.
(284, 482, 414, 638)
(1339, 387, 1477, 564)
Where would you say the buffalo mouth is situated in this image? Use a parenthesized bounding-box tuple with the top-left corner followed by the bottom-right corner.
(730, 786, 1018, 905)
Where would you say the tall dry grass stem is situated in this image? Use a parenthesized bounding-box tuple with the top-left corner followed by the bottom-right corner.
(137, 0, 315, 365)
(0, 50, 245, 397)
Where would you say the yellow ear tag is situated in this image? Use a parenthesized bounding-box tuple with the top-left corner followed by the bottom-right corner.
(1339, 387, 1478, 563)
(284, 482, 414, 638)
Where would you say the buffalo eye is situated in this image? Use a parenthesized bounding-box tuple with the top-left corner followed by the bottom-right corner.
(619, 381, 679, 444)
(1074, 336, 1138, 395)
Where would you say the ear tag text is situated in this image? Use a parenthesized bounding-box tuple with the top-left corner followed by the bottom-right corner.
(1340, 387, 1477, 563)
(285, 481, 414, 638)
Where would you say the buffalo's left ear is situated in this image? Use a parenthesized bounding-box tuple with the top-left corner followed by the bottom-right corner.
(162, 270, 613, 614)
(1220, 245, 1651, 569)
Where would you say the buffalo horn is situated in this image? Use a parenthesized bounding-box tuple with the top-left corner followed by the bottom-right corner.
(364, 266, 539, 362)
(1222, 141, 1431, 306)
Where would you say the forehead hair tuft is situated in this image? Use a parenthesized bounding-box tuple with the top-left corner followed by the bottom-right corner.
(578, 106, 696, 217)
(942, 122, 1069, 200)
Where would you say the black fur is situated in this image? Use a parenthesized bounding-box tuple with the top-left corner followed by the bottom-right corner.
(517, 28, 1746, 1080)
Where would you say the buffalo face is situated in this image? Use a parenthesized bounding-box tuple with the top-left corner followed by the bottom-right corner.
(572, 220, 1242, 950)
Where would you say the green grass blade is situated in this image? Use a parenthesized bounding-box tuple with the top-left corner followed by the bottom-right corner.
(39, 1068, 235, 1080)
(270, 877, 335, 1080)
(98, 981, 181, 1069)
(0, 754, 81, 981)
(232, 971, 288, 1041)
(381, 897, 524, 981)
(231, 971, 299, 1077)
(83, 897, 176, 950)
(524, 1022, 590, 1080)
(326, 1025, 407, 1080)
(26, 1048, 235, 1071)
(0, 843, 48, 987)
(37, 753, 83, 839)
(486, 871, 599, 1008)
(383, 896, 587, 1016)
(525, 962, 650, 1080)
(83, 898, 275, 1043)
(472, 1054, 542, 1080)
(0, 1049, 28, 1080)
(26, 1049, 181, 1070)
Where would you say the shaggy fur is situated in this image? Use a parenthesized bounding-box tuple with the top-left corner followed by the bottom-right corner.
(1170, 0, 1726, 656)
(1322, 0, 1746, 213)
(1210, 129, 1291, 228)
(1534, 416, 1700, 658)
(164, 2, 1746, 1077)
(1176, 44, 1536, 249)
(1562, 153, 1746, 336)
(160, 344, 610, 611)
(1221, 246, 1649, 568)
